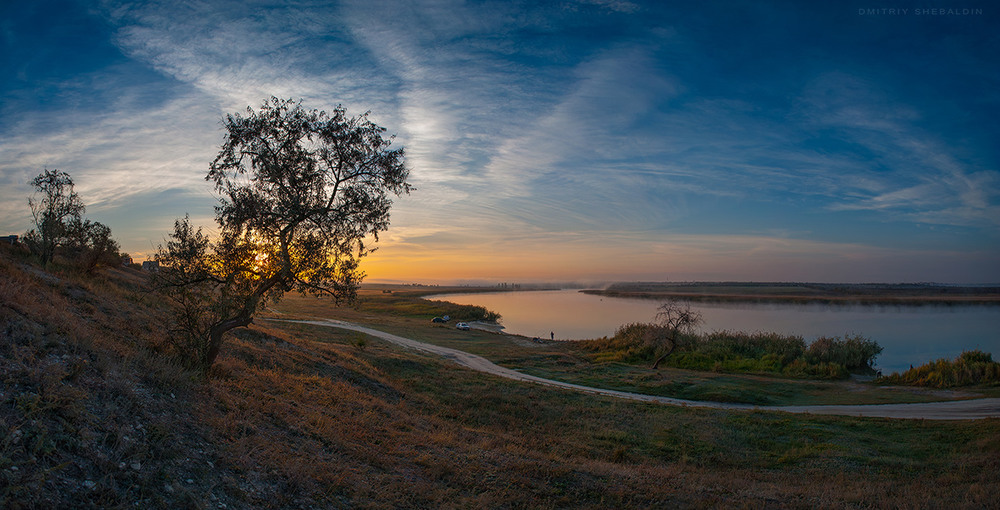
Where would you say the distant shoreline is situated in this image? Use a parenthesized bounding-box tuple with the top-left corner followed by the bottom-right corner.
(364, 281, 1000, 306)
(582, 282, 1000, 306)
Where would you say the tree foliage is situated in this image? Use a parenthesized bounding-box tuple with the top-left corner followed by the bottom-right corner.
(66, 218, 121, 273)
(24, 169, 120, 271)
(156, 97, 410, 369)
(26, 169, 85, 265)
(154, 216, 219, 366)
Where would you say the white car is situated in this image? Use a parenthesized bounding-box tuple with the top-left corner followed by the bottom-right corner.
(456, 322, 470, 331)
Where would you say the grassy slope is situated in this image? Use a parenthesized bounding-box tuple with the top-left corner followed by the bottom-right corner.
(3, 254, 999, 508)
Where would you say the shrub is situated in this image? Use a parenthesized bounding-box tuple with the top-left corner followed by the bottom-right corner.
(578, 323, 690, 365)
(701, 331, 805, 365)
(462, 304, 502, 323)
(805, 334, 882, 373)
(580, 323, 650, 353)
(960, 350, 993, 364)
(877, 350, 1000, 388)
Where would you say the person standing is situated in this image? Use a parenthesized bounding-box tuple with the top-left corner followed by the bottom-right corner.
(550, 331, 554, 341)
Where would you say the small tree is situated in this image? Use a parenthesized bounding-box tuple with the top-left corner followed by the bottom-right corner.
(650, 299, 703, 369)
(156, 97, 409, 369)
(155, 216, 219, 366)
(26, 169, 85, 265)
(66, 218, 121, 273)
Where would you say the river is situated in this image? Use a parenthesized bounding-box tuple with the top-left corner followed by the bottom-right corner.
(426, 289, 1000, 373)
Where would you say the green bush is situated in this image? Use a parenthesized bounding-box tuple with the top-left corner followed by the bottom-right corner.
(805, 334, 882, 373)
(580, 323, 674, 364)
(702, 331, 805, 365)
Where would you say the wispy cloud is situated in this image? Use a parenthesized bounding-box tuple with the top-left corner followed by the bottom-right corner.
(796, 72, 1000, 227)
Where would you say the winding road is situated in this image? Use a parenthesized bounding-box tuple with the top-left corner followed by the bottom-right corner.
(275, 318, 1000, 420)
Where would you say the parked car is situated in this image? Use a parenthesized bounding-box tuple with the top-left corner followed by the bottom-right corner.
(456, 322, 470, 331)
(432, 317, 447, 323)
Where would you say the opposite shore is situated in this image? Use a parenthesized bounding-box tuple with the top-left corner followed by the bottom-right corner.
(582, 281, 1000, 305)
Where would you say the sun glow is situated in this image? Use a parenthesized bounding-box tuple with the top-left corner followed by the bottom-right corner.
(252, 251, 269, 268)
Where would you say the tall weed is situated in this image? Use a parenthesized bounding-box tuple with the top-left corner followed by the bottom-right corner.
(877, 350, 1000, 387)
(805, 334, 882, 373)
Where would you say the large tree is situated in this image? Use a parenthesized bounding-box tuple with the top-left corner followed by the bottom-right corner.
(156, 97, 409, 368)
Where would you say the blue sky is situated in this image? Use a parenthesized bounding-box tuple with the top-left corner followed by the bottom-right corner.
(1, 0, 998, 283)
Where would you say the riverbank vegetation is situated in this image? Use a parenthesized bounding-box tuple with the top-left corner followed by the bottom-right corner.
(275, 290, 999, 405)
(877, 350, 1000, 388)
(578, 325, 882, 379)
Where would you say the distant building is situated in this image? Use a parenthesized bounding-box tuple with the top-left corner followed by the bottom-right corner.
(121, 253, 133, 266)
(141, 260, 160, 272)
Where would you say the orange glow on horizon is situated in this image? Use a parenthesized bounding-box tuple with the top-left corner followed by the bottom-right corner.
(357, 230, 989, 284)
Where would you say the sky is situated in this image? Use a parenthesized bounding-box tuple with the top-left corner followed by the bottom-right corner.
(1, 0, 998, 284)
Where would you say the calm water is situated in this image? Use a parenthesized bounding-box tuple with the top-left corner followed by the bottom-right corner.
(427, 289, 1000, 373)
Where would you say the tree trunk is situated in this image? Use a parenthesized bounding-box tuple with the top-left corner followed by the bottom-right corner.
(205, 314, 254, 367)
(651, 337, 676, 369)
(202, 275, 280, 369)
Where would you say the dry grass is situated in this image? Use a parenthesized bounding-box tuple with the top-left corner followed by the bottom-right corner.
(3, 250, 999, 508)
(1, 250, 219, 508)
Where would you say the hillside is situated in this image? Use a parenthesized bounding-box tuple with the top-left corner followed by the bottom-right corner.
(2, 247, 999, 508)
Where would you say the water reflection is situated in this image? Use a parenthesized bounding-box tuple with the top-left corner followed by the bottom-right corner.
(427, 289, 1000, 373)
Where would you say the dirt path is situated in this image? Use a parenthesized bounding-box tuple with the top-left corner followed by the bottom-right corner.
(276, 318, 1000, 420)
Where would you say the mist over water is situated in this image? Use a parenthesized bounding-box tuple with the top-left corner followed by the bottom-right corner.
(427, 289, 1000, 373)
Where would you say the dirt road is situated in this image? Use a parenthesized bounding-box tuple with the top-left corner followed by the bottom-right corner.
(278, 318, 1000, 420)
